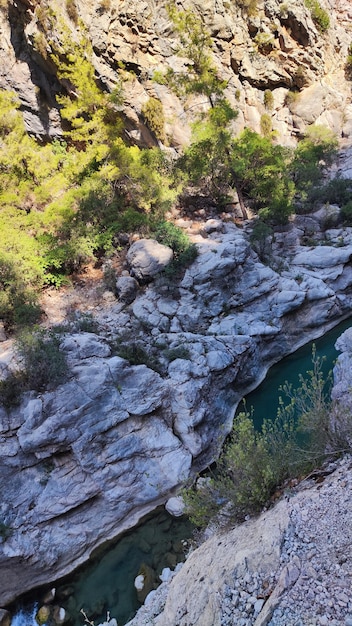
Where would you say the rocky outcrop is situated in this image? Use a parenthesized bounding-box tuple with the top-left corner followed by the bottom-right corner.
(1, 0, 352, 144)
(1, 212, 352, 605)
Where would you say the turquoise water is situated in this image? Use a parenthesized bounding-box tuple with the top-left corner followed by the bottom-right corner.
(237, 318, 352, 428)
(10, 317, 352, 626)
(11, 509, 194, 626)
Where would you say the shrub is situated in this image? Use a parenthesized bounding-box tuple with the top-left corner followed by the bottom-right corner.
(345, 44, 352, 79)
(66, 0, 79, 23)
(16, 329, 68, 392)
(113, 341, 161, 372)
(284, 90, 300, 109)
(236, 0, 258, 15)
(260, 113, 272, 137)
(249, 220, 273, 262)
(153, 221, 198, 270)
(163, 346, 191, 361)
(341, 200, 352, 224)
(304, 0, 330, 32)
(141, 98, 166, 143)
(263, 89, 274, 111)
(254, 32, 275, 54)
(0, 372, 26, 409)
(183, 348, 337, 528)
(0, 520, 12, 541)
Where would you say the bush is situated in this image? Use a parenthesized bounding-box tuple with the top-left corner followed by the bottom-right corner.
(0, 372, 26, 409)
(113, 341, 161, 372)
(153, 221, 198, 270)
(263, 90, 274, 111)
(163, 345, 191, 362)
(66, 0, 79, 23)
(304, 0, 330, 32)
(183, 348, 337, 528)
(341, 200, 352, 224)
(141, 98, 166, 143)
(16, 329, 68, 392)
(346, 44, 352, 79)
(260, 113, 272, 137)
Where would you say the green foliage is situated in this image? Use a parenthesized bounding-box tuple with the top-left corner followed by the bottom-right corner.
(0, 256, 42, 331)
(230, 128, 295, 223)
(341, 200, 352, 224)
(163, 345, 191, 361)
(304, 0, 330, 32)
(16, 329, 68, 392)
(292, 125, 338, 202)
(235, 0, 258, 15)
(164, 6, 228, 106)
(308, 177, 352, 208)
(141, 98, 166, 143)
(183, 348, 336, 527)
(346, 44, 352, 79)
(152, 221, 198, 270)
(113, 341, 161, 372)
(0, 372, 26, 408)
(249, 220, 273, 262)
(260, 113, 273, 137)
(0, 520, 12, 541)
(176, 99, 238, 198)
(263, 89, 274, 110)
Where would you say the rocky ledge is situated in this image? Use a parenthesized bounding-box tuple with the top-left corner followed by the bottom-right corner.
(1, 211, 352, 606)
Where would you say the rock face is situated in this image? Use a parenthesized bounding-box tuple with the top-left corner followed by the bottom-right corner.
(1, 0, 352, 144)
(1, 212, 352, 605)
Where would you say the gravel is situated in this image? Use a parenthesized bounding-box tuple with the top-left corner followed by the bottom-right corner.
(219, 455, 352, 626)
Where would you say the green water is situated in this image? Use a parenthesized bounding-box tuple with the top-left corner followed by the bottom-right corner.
(10, 317, 352, 626)
(238, 318, 352, 428)
(11, 510, 194, 626)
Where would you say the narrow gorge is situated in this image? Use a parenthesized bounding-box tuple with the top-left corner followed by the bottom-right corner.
(1, 0, 352, 622)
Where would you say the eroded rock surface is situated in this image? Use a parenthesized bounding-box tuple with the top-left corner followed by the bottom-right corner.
(1, 0, 352, 145)
(1, 212, 352, 604)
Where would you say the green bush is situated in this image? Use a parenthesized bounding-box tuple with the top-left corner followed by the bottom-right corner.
(153, 221, 198, 270)
(263, 90, 274, 111)
(183, 348, 336, 528)
(304, 0, 330, 32)
(260, 113, 273, 137)
(16, 330, 68, 392)
(141, 98, 166, 143)
(341, 200, 352, 224)
(346, 44, 352, 79)
(163, 345, 191, 361)
(0, 372, 26, 409)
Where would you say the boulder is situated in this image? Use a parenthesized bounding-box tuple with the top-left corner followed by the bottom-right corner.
(116, 276, 139, 304)
(127, 239, 173, 282)
(165, 496, 185, 517)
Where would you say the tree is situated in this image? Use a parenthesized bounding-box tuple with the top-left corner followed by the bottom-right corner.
(163, 5, 228, 107)
(292, 125, 338, 203)
(229, 128, 295, 223)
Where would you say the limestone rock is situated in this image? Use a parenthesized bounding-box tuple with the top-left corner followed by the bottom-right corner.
(165, 496, 185, 517)
(127, 239, 173, 282)
(115, 275, 139, 304)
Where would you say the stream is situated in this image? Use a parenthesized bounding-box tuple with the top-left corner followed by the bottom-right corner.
(9, 317, 352, 626)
